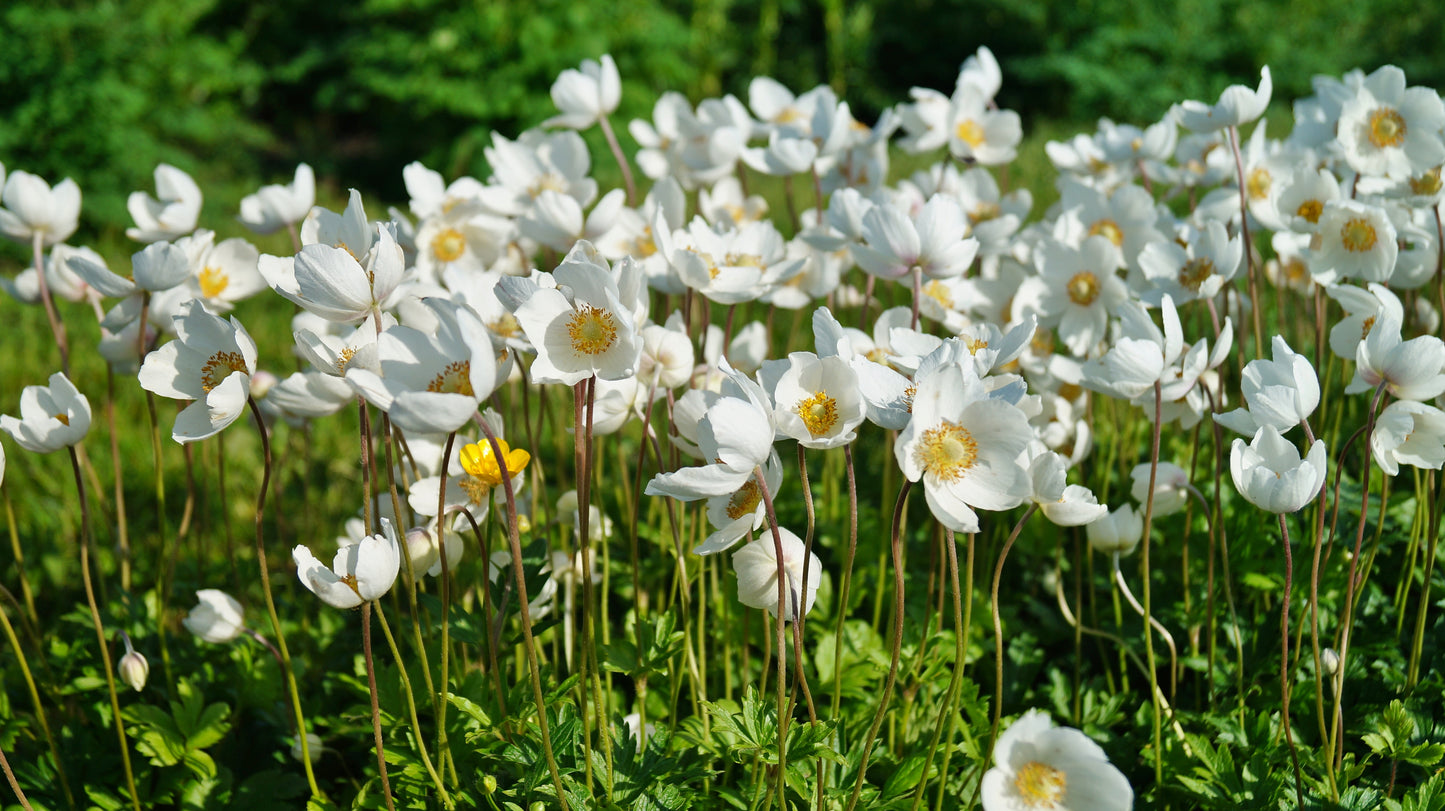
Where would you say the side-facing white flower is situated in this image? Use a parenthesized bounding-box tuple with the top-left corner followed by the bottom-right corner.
(732, 526, 821, 621)
(1230, 426, 1327, 514)
(138, 300, 258, 443)
(0, 170, 81, 246)
(1372, 400, 1445, 476)
(1215, 335, 1320, 436)
(1030, 451, 1108, 527)
(127, 163, 202, 243)
(1346, 311, 1445, 402)
(239, 163, 315, 235)
(545, 54, 622, 130)
(982, 709, 1133, 811)
(1129, 462, 1191, 517)
(182, 590, 247, 643)
(1, 372, 91, 452)
(294, 518, 402, 609)
(1173, 66, 1272, 132)
(1086, 505, 1143, 556)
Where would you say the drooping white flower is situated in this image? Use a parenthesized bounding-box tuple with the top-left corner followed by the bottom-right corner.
(981, 709, 1133, 811)
(1128, 462, 1192, 517)
(238, 163, 315, 235)
(1215, 335, 1320, 436)
(545, 54, 622, 130)
(182, 590, 247, 644)
(294, 518, 402, 609)
(1, 372, 91, 453)
(0, 170, 81, 246)
(1230, 426, 1327, 514)
(1173, 66, 1272, 132)
(732, 526, 821, 621)
(1030, 451, 1108, 527)
(1087, 504, 1143, 556)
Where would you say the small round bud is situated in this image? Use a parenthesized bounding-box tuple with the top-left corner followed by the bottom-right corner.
(118, 635, 149, 693)
(250, 369, 279, 399)
(530, 802, 546, 811)
(291, 732, 324, 764)
(1321, 648, 1340, 678)
(516, 514, 533, 534)
(481, 775, 498, 795)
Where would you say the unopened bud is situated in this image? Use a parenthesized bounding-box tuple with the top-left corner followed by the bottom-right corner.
(249, 369, 279, 399)
(529, 802, 546, 811)
(1321, 648, 1340, 678)
(481, 775, 498, 795)
(291, 732, 324, 764)
(118, 634, 148, 692)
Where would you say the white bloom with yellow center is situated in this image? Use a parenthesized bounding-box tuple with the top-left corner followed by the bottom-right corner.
(981, 709, 1133, 811)
(1, 372, 91, 453)
(344, 297, 498, 435)
(1313, 199, 1397, 284)
(500, 241, 643, 385)
(138, 300, 257, 444)
(772, 352, 865, 449)
(1337, 64, 1445, 180)
(294, 518, 402, 610)
(896, 362, 1031, 534)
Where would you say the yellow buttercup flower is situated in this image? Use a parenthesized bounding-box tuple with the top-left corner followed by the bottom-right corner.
(459, 439, 531, 490)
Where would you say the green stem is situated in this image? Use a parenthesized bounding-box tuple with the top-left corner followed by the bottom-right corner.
(362, 601, 396, 811)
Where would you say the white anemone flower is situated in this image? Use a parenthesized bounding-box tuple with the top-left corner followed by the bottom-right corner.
(982, 709, 1133, 811)
(1337, 64, 1445, 179)
(896, 362, 1032, 534)
(138, 300, 258, 443)
(1346, 312, 1445, 402)
(695, 453, 784, 556)
(1129, 462, 1192, 517)
(268, 224, 406, 325)
(293, 518, 402, 609)
(1313, 200, 1397, 284)
(127, 164, 202, 243)
(1030, 451, 1108, 527)
(182, 590, 247, 644)
(238, 163, 315, 235)
(647, 358, 777, 501)
(1137, 221, 1242, 306)
(1023, 235, 1127, 357)
(1230, 426, 1327, 514)
(732, 526, 821, 621)
(1372, 400, 1445, 476)
(344, 298, 499, 435)
(0, 170, 81, 246)
(852, 195, 979, 281)
(499, 241, 642, 385)
(1086, 505, 1143, 556)
(1173, 66, 1272, 132)
(772, 352, 865, 449)
(1215, 335, 1320, 436)
(544, 54, 622, 130)
(1, 372, 92, 453)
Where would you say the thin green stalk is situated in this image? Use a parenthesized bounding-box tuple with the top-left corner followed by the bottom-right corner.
(361, 601, 396, 811)
(374, 605, 454, 809)
(0, 738, 34, 811)
(0, 589, 73, 809)
(1139, 381, 1163, 783)
(987, 505, 1039, 753)
(911, 529, 967, 811)
(830, 445, 860, 723)
(245, 397, 322, 797)
(69, 447, 140, 811)
(1277, 514, 1306, 808)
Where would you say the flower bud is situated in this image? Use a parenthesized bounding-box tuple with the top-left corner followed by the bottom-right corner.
(291, 732, 324, 764)
(481, 775, 498, 795)
(250, 369, 279, 399)
(530, 802, 546, 811)
(118, 635, 148, 692)
(1321, 648, 1340, 678)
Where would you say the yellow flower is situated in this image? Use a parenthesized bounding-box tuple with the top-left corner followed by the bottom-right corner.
(459, 439, 531, 489)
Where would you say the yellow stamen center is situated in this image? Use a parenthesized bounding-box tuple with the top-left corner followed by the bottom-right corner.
(964, 336, 989, 354)
(726, 480, 762, 520)
(1066, 271, 1101, 306)
(527, 173, 567, 199)
(1247, 167, 1272, 201)
(923, 280, 954, 309)
(915, 419, 978, 483)
(1409, 166, 1442, 196)
(1088, 219, 1124, 247)
(1341, 218, 1378, 252)
(1014, 760, 1067, 807)
(54, 412, 70, 426)
(432, 227, 467, 263)
(969, 202, 1001, 225)
(903, 385, 917, 413)
(199, 265, 229, 299)
(489, 312, 522, 339)
(796, 390, 839, 438)
(340, 573, 360, 595)
(1296, 200, 1324, 223)
(1058, 382, 1083, 401)
(725, 252, 764, 269)
(336, 347, 357, 375)
(1367, 107, 1407, 149)
(1178, 257, 1215, 293)
(956, 119, 985, 148)
(567, 305, 619, 356)
(631, 225, 658, 258)
(201, 351, 248, 392)
(427, 360, 474, 396)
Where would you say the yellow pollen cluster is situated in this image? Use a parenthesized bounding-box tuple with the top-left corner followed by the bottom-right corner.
(1282, 257, 1309, 285)
(923, 280, 954, 309)
(1247, 167, 1272, 201)
(1367, 107, 1408, 149)
(725, 252, 765, 269)
(527, 173, 567, 199)
(1341, 217, 1378, 252)
(1087, 219, 1124, 247)
(1410, 166, 1443, 195)
(964, 336, 989, 354)
(432, 227, 467, 263)
(1361, 315, 1377, 340)
(1031, 330, 1055, 356)
(336, 346, 358, 375)
(903, 385, 917, 413)
(489, 312, 522, 339)
(201, 351, 248, 392)
(1296, 200, 1324, 224)
(54, 412, 70, 426)
(427, 360, 474, 396)
(970, 201, 1002, 225)
(340, 573, 360, 595)
(1177, 257, 1216, 293)
(796, 390, 839, 438)
(1058, 382, 1084, 401)
(1066, 271, 1101, 306)
(632, 225, 658, 258)
(567, 305, 619, 355)
(775, 107, 805, 125)
(956, 119, 985, 148)
(915, 419, 978, 482)
(199, 265, 229, 299)
(1014, 761, 1067, 807)
(726, 479, 762, 520)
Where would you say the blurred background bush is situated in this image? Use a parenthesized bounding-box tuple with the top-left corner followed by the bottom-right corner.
(3, 0, 1443, 237)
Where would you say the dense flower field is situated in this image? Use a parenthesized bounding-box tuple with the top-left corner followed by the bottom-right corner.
(3, 50, 1445, 810)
